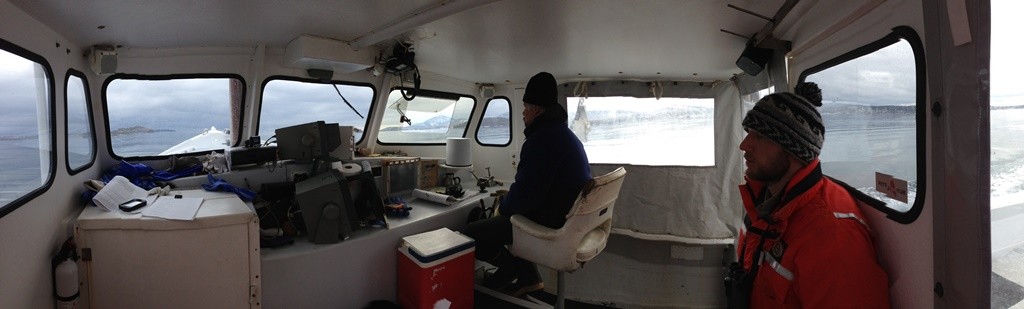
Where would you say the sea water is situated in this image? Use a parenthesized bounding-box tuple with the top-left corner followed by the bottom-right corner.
(0, 127, 216, 205)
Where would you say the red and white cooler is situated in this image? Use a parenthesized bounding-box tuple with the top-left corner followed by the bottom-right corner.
(397, 228, 475, 309)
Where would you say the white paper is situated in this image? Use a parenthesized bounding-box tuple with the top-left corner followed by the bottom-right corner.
(413, 189, 458, 206)
(142, 197, 203, 220)
(92, 176, 149, 212)
(433, 299, 452, 309)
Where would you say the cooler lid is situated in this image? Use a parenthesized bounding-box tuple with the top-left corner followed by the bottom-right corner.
(401, 228, 475, 264)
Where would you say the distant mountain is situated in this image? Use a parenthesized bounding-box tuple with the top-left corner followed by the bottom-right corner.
(581, 106, 714, 126)
(992, 105, 1024, 110)
(818, 103, 915, 114)
(380, 115, 454, 131)
(479, 115, 510, 127)
(4, 125, 172, 140)
(417, 115, 454, 128)
(0, 135, 37, 141)
(111, 125, 175, 136)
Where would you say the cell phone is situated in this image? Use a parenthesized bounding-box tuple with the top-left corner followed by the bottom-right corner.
(118, 198, 147, 212)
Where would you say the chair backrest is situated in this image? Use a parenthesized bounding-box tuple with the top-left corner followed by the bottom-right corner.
(564, 167, 626, 265)
(509, 167, 627, 271)
(568, 166, 627, 219)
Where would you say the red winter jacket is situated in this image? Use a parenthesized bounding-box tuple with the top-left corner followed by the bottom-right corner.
(737, 159, 891, 308)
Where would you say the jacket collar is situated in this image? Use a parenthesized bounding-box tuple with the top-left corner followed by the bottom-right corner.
(740, 159, 824, 227)
(524, 111, 567, 137)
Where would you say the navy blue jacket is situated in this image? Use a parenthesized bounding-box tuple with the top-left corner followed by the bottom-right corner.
(500, 116, 591, 228)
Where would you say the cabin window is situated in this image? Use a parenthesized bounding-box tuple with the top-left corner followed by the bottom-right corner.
(566, 96, 715, 166)
(104, 75, 242, 158)
(377, 88, 475, 144)
(259, 77, 375, 144)
(65, 71, 95, 173)
(476, 97, 512, 146)
(800, 26, 925, 221)
(0, 42, 55, 218)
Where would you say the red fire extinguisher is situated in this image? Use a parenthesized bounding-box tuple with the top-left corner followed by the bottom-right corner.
(51, 237, 79, 309)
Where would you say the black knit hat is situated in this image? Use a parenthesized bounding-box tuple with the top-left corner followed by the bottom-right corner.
(742, 82, 825, 163)
(522, 72, 558, 108)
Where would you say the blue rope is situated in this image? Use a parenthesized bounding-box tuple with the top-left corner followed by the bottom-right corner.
(84, 160, 203, 204)
(201, 174, 256, 201)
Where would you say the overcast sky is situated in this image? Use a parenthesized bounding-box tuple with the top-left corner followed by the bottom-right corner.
(106, 78, 233, 131)
(0, 51, 43, 137)
(260, 80, 374, 138)
(1, 3, 1022, 136)
(990, 0, 1023, 106)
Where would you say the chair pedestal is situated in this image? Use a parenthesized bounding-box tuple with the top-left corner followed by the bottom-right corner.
(555, 270, 566, 309)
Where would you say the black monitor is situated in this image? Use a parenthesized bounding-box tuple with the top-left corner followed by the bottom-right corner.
(383, 158, 420, 198)
(275, 121, 341, 163)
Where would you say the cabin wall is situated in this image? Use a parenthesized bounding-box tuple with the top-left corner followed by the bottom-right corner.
(783, 0, 936, 307)
(921, 0, 990, 307)
(0, 2, 102, 308)
(473, 83, 520, 182)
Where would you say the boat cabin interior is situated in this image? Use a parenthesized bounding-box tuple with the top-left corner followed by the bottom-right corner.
(0, 0, 1011, 308)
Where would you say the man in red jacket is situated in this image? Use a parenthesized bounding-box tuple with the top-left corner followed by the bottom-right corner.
(729, 83, 891, 308)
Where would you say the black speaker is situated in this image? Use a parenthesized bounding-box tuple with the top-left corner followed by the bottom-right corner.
(295, 170, 357, 244)
(736, 45, 772, 76)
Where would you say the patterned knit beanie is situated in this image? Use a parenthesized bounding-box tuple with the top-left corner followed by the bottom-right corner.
(741, 82, 825, 163)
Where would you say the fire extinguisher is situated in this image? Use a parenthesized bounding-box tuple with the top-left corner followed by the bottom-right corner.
(51, 237, 79, 309)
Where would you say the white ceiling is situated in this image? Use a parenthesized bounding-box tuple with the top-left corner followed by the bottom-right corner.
(9, 0, 787, 84)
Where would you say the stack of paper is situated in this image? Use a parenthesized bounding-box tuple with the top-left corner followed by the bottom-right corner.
(91, 176, 148, 212)
(142, 196, 203, 220)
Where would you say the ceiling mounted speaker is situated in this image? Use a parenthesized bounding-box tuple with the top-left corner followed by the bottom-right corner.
(480, 84, 495, 98)
(735, 44, 772, 76)
(90, 45, 117, 75)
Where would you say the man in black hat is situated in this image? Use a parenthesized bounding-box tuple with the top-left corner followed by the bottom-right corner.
(464, 72, 591, 297)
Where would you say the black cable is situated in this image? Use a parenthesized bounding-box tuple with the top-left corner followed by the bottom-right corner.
(400, 64, 420, 101)
(333, 84, 364, 119)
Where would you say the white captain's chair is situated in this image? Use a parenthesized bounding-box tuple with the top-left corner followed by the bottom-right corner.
(510, 167, 627, 309)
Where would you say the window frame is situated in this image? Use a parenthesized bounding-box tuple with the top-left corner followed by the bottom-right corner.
(474, 96, 513, 147)
(0, 38, 57, 219)
(797, 26, 926, 224)
(101, 73, 246, 160)
(256, 75, 378, 146)
(64, 69, 96, 174)
(376, 87, 477, 146)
